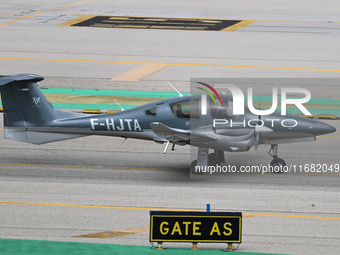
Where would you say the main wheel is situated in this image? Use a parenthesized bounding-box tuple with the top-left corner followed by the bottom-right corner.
(190, 160, 205, 175)
(270, 158, 286, 173)
(190, 160, 198, 174)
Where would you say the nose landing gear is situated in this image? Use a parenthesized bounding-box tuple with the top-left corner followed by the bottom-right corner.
(268, 144, 286, 173)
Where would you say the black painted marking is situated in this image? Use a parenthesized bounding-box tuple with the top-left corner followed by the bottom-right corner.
(71, 16, 242, 31)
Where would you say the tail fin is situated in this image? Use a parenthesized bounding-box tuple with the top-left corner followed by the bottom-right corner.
(0, 74, 84, 144)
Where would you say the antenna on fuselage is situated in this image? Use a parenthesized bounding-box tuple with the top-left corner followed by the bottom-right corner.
(168, 82, 183, 97)
(259, 95, 261, 110)
(114, 99, 125, 111)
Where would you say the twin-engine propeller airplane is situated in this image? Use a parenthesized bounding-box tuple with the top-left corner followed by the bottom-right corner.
(0, 74, 336, 173)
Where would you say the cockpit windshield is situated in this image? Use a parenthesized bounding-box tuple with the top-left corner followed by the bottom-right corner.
(170, 99, 199, 119)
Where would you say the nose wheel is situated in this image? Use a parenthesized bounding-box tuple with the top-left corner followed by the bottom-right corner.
(268, 144, 286, 173)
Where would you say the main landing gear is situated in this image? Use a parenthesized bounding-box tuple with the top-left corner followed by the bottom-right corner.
(208, 150, 225, 166)
(190, 148, 225, 174)
(268, 144, 286, 173)
(190, 145, 286, 174)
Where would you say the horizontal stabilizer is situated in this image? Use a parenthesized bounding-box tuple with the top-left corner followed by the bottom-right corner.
(5, 127, 85, 144)
(0, 73, 44, 85)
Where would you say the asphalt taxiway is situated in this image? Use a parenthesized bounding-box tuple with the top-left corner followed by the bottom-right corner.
(1, 0, 340, 254)
(0, 115, 339, 254)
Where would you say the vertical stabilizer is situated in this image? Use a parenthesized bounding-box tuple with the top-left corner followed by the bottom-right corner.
(0, 74, 85, 144)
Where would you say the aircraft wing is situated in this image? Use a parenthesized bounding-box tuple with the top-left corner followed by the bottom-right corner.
(150, 122, 217, 143)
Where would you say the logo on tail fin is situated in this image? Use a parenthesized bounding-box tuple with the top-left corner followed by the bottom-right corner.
(32, 97, 41, 107)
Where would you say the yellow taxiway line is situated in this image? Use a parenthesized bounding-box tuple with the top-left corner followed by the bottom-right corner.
(317, 136, 340, 138)
(1, 57, 340, 72)
(0, 162, 339, 176)
(0, 0, 95, 27)
(0, 201, 198, 211)
(1, 201, 339, 221)
(0, 163, 187, 171)
(257, 19, 335, 23)
(75, 213, 258, 238)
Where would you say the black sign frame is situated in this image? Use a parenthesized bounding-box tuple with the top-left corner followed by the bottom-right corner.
(150, 211, 242, 243)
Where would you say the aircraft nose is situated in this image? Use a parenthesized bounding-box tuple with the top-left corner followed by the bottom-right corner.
(313, 121, 337, 135)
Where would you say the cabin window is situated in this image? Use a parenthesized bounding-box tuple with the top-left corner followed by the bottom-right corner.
(145, 107, 157, 116)
(170, 99, 199, 119)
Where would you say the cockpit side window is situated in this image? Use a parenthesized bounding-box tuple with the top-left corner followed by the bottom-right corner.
(170, 99, 199, 119)
(145, 107, 157, 116)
